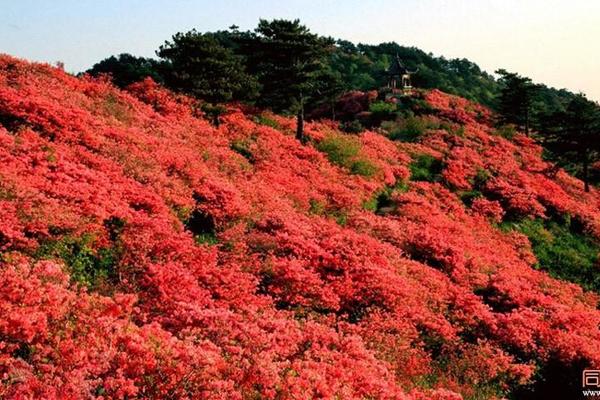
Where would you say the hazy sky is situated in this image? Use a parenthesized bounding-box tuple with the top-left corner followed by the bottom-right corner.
(1, 0, 599, 100)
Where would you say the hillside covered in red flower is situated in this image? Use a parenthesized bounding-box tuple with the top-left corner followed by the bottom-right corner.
(1, 55, 600, 399)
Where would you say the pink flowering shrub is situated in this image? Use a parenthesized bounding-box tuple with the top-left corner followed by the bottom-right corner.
(0, 55, 599, 399)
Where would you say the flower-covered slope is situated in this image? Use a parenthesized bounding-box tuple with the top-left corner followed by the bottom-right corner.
(0, 55, 599, 399)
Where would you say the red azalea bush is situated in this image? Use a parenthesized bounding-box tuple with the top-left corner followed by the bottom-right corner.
(1, 55, 600, 399)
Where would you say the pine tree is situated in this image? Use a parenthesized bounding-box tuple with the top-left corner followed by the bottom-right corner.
(243, 19, 334, 142)
(544, 94, 600, 191)
(86, 53, 165, 88)
(496, 69, 538, 135)
(157, 30, 258, 125)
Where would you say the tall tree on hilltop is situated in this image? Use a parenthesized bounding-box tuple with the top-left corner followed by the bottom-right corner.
(243, 19, 334, 142)
(496, 69, 539, 135)
(543, 94, 600, 192)
(157, 30, 258, 125)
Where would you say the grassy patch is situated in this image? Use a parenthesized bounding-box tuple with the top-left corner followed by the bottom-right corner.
(230, 139, 255, 163)
(254, 114, 280, 129)
(309, 199, 349, 226)
(386, 115, 449, 143)
(501, 216, 600, 292)
(316, 134, 378, 177)
(493, 124, 517, 140)
(103, 93, 131, 123)
(388, 116, 429, 142)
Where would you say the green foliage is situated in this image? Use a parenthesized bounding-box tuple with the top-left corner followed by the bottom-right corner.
(243, 19, 335, 114)
(253, 114, 280, 129)
(308, 199, 348, 226)
(541, 94, 600, 191)
(86, 53, 165, 88)
(395, 96, 436, 116)
(317, 134, 359, 165)
(502, 216, 600, 292)
(339, 120, 364, 133)
(496, 69, 538, 135)
(389, 116, 429, 142)
(493, 124, 517, 140)
(201, 103, 227, 126)
(194, 232, 219, 246)
(157, 30, 258, 104)
(368, 101, 397, 123)
(350, 159, 378, 177)
(363, 181, 408, 214)
(230, 139, 254, 162)
(472, 168, 491, 188)
(329, 42, 501, 109)
(458, 168, 490, 206)
(240, 19, 337, 140)
(309, 199, 326, 215)
(458, 190, 483, 207)
(409, 154, 444, 182)
(35, 235, 119, 289)
(316, 134, 378, 177)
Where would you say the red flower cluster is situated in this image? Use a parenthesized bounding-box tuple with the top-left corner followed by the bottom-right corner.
(0, 55, 599, 399)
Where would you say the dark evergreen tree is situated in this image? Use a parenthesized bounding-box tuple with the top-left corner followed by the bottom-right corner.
(543, 94, 600, 191)
(243, 19, 334, 142)
(157, 30, 258, 125)
(496, 69, 539, 135)
(86, 53, 164, 88)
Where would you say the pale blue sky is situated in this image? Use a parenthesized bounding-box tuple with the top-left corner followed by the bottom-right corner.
(1, 0, 599, 100)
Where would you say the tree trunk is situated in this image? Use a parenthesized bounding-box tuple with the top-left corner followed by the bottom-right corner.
(583, 151, 590, 192)
(296, 100, 305, 143)
(525, 107, 530, 136)
(331, 100, 336, 121)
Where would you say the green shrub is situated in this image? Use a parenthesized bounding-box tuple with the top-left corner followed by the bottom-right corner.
(350, 159, 378, 177)
(201, 103, 227, 126)
(368, 101, 397, 123)
(339, 120, 364, 134)
(389, 116, 428, 142)
(317, 134, 378, 177)
(35, 234, 119, 289)
(194, 232, 219, 246)
(317, 134, 360, 165)
(254, 114, 279, 129)
(502, 217, 600, 292)
(473, 168, 491, 188)
(369, 101, 396, 114)
(387, 115, 447, 143)
(309, 199, 326, 215)
(363, 181, 408, 214)
(493, 124, 517, 140)
(458, 189, 483, 206)
(398, 96, 436, 115)
(230, 139, 254, 162)
(409, 154, 444, 182)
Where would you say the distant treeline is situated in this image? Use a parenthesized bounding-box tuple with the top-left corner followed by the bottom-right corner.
(86, 19, 600, 189)
(86, 22, 579, 112)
